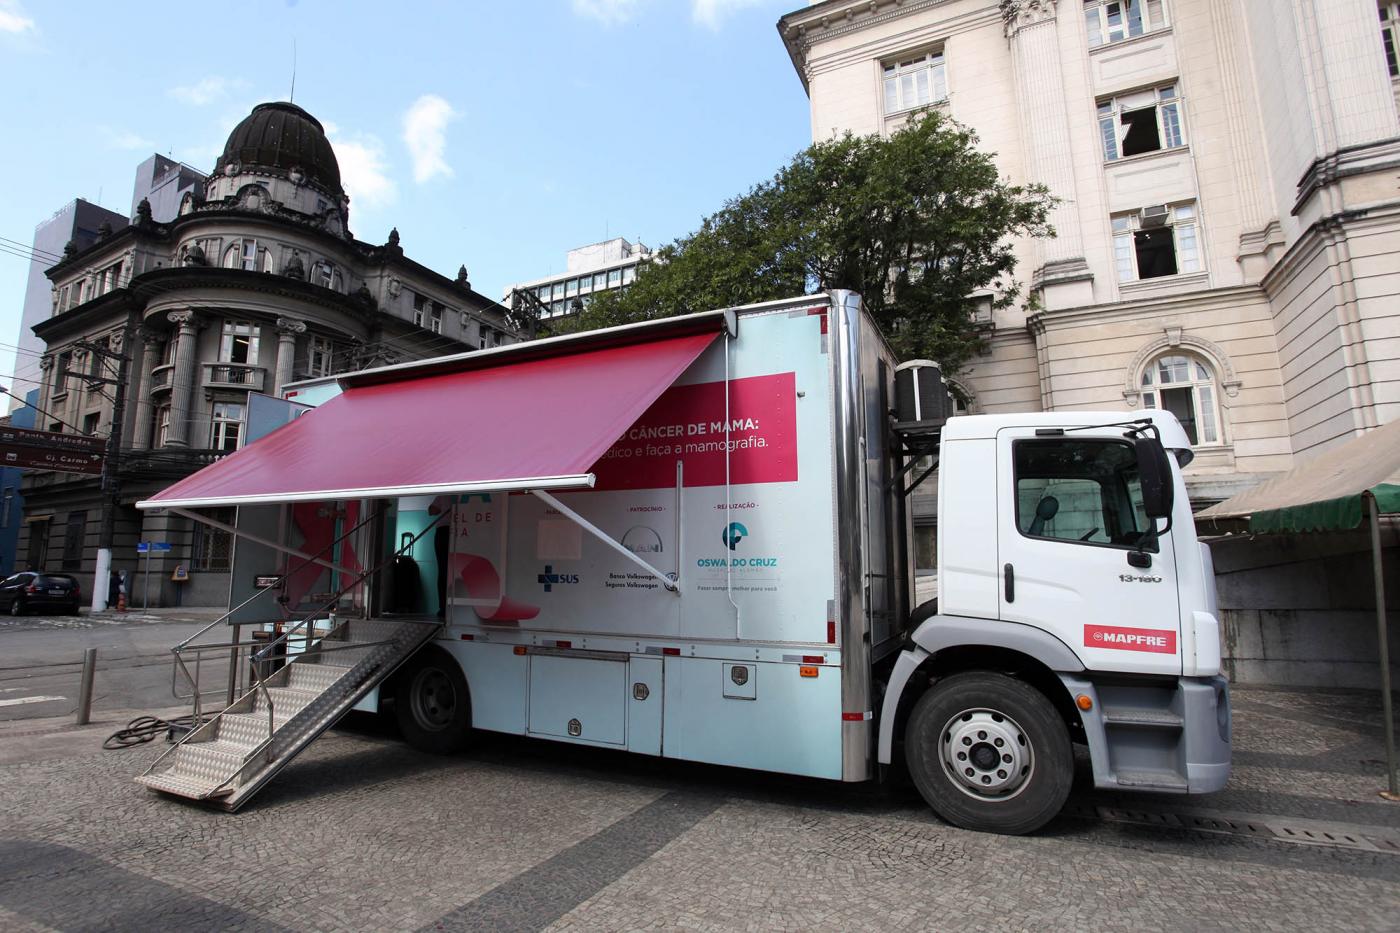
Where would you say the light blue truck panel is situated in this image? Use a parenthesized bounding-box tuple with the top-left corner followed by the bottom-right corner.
(445, 640, 528, 735)
(662, 657, 842, 780)
(627, 656, 663, 755)
(528, 653, 628, 746)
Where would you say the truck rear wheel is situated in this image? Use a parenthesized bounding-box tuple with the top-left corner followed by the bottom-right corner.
(905, 671, 1071, 835)
(395, 645, 472, 754)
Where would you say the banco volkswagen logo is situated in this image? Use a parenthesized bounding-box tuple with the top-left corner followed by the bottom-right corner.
(722, 522, 748, 551)
(537, 565, 580, 592)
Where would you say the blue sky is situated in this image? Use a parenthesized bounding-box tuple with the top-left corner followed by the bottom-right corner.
(0, 0, 811, 387)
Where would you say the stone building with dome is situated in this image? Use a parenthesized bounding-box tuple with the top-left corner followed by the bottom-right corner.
(19, 101, 516, 606)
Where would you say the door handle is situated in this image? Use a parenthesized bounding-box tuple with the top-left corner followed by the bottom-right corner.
(1003, 563, 1015, 603)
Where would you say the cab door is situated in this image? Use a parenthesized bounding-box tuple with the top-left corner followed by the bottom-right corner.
(996, 428, 1181, 675)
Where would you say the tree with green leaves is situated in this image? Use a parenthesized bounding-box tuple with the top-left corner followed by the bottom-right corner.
(561, 110, 1054, 375)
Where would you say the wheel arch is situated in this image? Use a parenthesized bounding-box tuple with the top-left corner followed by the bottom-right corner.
(878, 616, 1087, 766)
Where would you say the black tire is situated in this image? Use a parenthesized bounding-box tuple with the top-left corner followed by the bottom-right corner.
(905, 671, 1072, 835)
(9, 597, 24, 617)
(394, 645, 472, 754)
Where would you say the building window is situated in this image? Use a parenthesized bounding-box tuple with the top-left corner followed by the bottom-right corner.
(154, 405, 171, 447)
(622, 266, 636, 285)
(61, 510, 86, 571)
(308, 336, 336, 377)
(1099, 84, 1184, 161)
(565, 278, 578, 297)
(1383, 3, 1400, 77)
(52, 352, 71, 396)
(1085, 0, 1167, 48)
(192, 507, 235, 571)
(551, 282, 565, 301)
(28, 520, 49, 570)
(312, 261, 342, 291)
(537, 285, 550, 301)
(210, 402, 245, 452)
(223, 239, 270, 271)
(882, 51, 947, 114)
(607, 268, 622, 287)
(1140, 353, 1221, 446)
(82, 413, 100, 436)
(219, 321, 260, 365)
(577, 276, 592, 294)
(1111, 203, 1201, 282)
(1, 487, 13, 530)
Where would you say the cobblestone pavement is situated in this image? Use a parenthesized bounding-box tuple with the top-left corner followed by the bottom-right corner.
(0, 686, 1395, 932)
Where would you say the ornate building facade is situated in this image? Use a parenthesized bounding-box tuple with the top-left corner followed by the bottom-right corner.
(21, 101, 515, 605)
(779, 0, 1400, 506)
(779, 0, 1400, 686)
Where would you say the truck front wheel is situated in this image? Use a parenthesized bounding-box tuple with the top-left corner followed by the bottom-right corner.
(395, 646, 473, 754)
(905, 671, 1072, 835)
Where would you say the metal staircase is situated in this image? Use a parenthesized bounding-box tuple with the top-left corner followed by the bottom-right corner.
(137, 617, 439, 810)
(136, 508, 448, 811)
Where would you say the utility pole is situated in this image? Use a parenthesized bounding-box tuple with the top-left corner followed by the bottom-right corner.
(74, 327, 132, 612)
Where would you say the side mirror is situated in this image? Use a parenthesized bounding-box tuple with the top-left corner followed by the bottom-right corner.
(1134, 436, 1175, 520)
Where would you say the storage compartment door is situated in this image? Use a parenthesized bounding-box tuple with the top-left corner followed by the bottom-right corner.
(527, 653, 628, 746)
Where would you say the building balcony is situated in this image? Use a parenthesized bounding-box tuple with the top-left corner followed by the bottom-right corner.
(149, 364, 174, 396)
(118, 447, 226, 480)
(203, 363, 266, 392)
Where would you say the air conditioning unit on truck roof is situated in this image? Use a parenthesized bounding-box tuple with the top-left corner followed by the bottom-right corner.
(135, 290, 1230, 835)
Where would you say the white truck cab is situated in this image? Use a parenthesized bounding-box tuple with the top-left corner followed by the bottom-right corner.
(881, 405, 1230, 832)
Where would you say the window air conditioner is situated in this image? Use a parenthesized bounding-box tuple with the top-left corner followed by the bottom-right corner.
(1141, 204, 1170, 227)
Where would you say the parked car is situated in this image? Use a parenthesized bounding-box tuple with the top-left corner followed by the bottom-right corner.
(0, 572, 81, 616)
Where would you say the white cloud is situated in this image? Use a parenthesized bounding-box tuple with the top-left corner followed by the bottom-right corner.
(401, 94, 457, 184)
(571, 0, 644, 26)
(101, 127, 154, 151)
(0, 1, 34, 33)
(169, 76, 246, 106)
(690, 0, 768, 30)
(324, 122, 398, 210)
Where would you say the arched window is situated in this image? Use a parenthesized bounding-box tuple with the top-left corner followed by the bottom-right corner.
(312, 261, 343, 292)
(223, 239, 271, 272)
(1140, 353, 1221, 446)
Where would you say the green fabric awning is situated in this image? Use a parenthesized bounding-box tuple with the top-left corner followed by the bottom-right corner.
(1250, 483, 1400, 534)
(1197, 419, 1400, 533)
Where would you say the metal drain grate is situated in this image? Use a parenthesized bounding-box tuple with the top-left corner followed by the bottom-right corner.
(1068, 801, 1400, 855)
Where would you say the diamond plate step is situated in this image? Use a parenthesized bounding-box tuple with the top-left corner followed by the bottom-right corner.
(139, 618, 441, 807)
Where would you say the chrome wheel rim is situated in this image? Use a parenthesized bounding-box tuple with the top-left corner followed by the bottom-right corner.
(939, 707, 1034, 800)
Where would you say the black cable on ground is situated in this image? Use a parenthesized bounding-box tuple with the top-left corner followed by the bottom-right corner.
(103, 714, 203, 750)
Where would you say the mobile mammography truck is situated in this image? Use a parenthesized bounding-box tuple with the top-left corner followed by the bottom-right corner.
(137, 291, 1229, 834)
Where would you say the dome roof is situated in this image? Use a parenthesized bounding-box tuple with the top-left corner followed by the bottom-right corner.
(214, 102, 342, 197)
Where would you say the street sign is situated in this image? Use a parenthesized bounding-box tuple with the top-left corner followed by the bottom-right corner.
(137, 542, 148, 553)
(137, 541, 172, 553)
(152, 542, 172, 551)
(0, 445, 103, 475)
(0, 426, 105, 454)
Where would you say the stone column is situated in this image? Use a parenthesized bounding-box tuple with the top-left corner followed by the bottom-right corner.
(1003, 0, 1092, 306)
(130, 329, 162, 449)
(164, 310, 201, 448)
(274, 318, 306, 396)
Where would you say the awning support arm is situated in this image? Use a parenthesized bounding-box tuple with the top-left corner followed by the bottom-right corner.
(531, 489, 679, 594)
(168, 507, 359, 577)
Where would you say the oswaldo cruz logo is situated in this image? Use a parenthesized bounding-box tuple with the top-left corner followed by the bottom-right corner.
(722, 522, 747, 551)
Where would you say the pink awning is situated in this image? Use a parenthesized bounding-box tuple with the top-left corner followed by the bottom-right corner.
(139, 331, 718, 509)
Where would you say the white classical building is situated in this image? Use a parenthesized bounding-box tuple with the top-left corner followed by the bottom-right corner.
(779, 0, 1400, 507)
